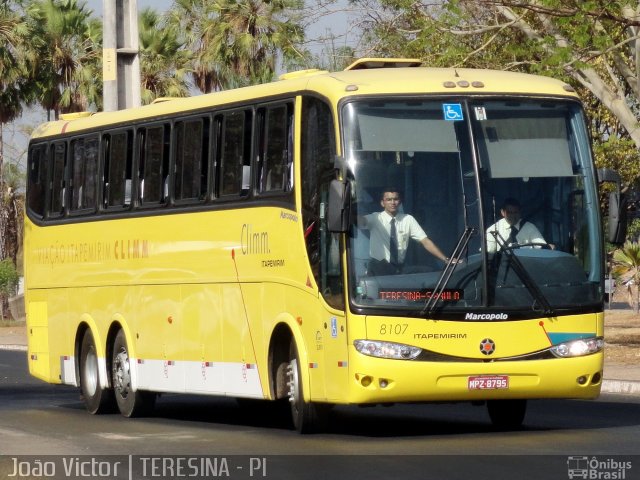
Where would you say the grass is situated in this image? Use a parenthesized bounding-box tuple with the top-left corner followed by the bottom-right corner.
(0, 317, 25, 327)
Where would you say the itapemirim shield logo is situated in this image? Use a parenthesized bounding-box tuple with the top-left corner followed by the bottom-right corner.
(479, 338, 495, 355)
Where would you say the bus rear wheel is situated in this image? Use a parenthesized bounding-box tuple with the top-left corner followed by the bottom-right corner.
(286, 343, 329, 433)
(111, 329, 156, 417)
(487, 399, 527, 429)
(79, 329, 114, 414)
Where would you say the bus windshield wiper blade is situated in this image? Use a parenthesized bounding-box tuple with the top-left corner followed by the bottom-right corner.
(499, 247, 556, 317)
(422, 227, 476, 318)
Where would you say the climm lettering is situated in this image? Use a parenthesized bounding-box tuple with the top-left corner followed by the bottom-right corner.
(114, 239, 149, 260)
(241, 224, 270, 255)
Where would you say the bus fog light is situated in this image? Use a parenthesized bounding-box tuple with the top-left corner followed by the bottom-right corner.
(577, 376, 587, 385)
(550, 337, 603, 358)
(360, 376, 373, 387)
(379, 379, 389, 388)
(354, 340, 421, 360)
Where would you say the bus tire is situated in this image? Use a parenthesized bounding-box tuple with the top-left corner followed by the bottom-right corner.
(487, 399, 527, 429)
(287, 343, 329, 433)
(111, 329, 156, 417)
(79, 329, 115, 414)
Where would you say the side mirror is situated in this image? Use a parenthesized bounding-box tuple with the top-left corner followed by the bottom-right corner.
(608, 191, 628, 245)
(598, 168, 627, 245)
(597, 168, 621, 184)
(327, 179, 351, 232)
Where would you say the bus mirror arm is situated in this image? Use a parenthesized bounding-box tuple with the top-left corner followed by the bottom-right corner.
(333, 154, 347, 173)
(328, 179, 352, 233)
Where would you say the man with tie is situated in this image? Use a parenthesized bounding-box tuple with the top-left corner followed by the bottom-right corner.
(359, 188, 449, 276)
(486, 197, 549, 253)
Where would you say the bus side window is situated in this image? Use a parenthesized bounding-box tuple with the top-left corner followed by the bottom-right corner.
(138, 124, 170, 206)
(48, 142, 67, 218)
(256, 103, 292, 194)
(220, 109, 252, 197)
(212, 116, 222, 198)
(103, 130, 133, 210)
(70, 136, 98, 213)
(27, 145, 47, 219)
(174, 117, 209, 202)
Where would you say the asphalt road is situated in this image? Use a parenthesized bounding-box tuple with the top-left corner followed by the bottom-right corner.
(1, 350, 639, 480)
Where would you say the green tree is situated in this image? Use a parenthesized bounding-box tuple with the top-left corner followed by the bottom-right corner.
(613, 242, 640, 312)
(138, 7, 191, 104)
(167, 0, 306, 92)
(0, 258, 19, 320)
(26, 0, 102, 119)
(353, 0, 640, 187)
(2, 159, 25, 267)
(0, 0, 29, 128)
(0, 0, 29, 280)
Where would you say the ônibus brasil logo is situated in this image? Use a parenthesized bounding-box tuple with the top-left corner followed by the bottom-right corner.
(567, 456, 632, 479)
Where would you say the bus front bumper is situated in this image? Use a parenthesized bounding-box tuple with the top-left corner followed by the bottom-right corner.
(343, 351, 603, 404)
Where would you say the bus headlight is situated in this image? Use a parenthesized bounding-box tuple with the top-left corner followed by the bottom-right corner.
(354, 340, 421, 360)
(550, 337, 604, 358)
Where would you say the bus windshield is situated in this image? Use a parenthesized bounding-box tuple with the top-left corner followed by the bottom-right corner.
(343, 98, 602, 317)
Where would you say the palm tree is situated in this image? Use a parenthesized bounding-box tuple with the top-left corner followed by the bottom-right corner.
(2, 160, 25, 267)
(0, 1, 28, 124)
(167, 0, 306, 92)
(138, 8, 191, 104)
(1, 0, 29, 266)
(0, 1, 30, 319)
(612, 242, 640, 313)
(26, 0, 102, 119)
(166, 0, 225, 93)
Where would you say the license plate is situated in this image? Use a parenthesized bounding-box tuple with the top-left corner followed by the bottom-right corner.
(468, 375, 509, 390)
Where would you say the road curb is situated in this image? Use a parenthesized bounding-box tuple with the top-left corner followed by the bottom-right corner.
(0, 345, 27, 352)
(601, 379, 640, 396)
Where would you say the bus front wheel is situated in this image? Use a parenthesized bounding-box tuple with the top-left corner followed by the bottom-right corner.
(286, 343, 329, 433)
(111, 329, 156, 417)
(79, 329, 114, 414)
(487, 399, 527, 429)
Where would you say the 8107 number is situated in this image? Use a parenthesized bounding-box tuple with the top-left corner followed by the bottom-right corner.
(379, 323, 408, 335)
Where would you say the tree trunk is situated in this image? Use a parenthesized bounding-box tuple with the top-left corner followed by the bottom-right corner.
(4, 193, 18, 265)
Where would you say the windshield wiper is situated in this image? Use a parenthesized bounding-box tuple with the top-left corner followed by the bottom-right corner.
(422, 227, 476, 318)
(496, 246, 556, 317)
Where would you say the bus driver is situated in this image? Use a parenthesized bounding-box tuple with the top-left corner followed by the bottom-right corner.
(486, 197, 552, 252)
(359, 188, 450, 276)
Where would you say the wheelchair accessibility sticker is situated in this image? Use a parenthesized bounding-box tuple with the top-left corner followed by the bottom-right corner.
(443, 103, 464, 121)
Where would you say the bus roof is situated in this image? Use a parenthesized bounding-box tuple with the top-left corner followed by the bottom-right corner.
(31, 59, 579, 140)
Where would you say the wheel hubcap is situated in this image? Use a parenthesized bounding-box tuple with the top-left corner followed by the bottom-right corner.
(84, 348, 98, 396)
(286, 358, 299, 411)
(113, 348, 131, 399)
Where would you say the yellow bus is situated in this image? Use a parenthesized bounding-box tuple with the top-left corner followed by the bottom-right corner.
(25, 58, 613, 432)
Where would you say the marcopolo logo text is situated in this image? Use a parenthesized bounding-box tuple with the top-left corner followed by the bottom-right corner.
(465, 313, 508, 320)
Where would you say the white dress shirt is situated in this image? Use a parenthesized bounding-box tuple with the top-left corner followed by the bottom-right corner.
(486, 218, 546, 253)
(363, 211, 427, 263)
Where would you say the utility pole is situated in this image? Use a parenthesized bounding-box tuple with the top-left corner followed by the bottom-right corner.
(103, 0, 141, 111)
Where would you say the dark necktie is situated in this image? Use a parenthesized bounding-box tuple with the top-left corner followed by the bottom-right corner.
(390, 218, 398, 265)
(508, 225, 519, 245)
